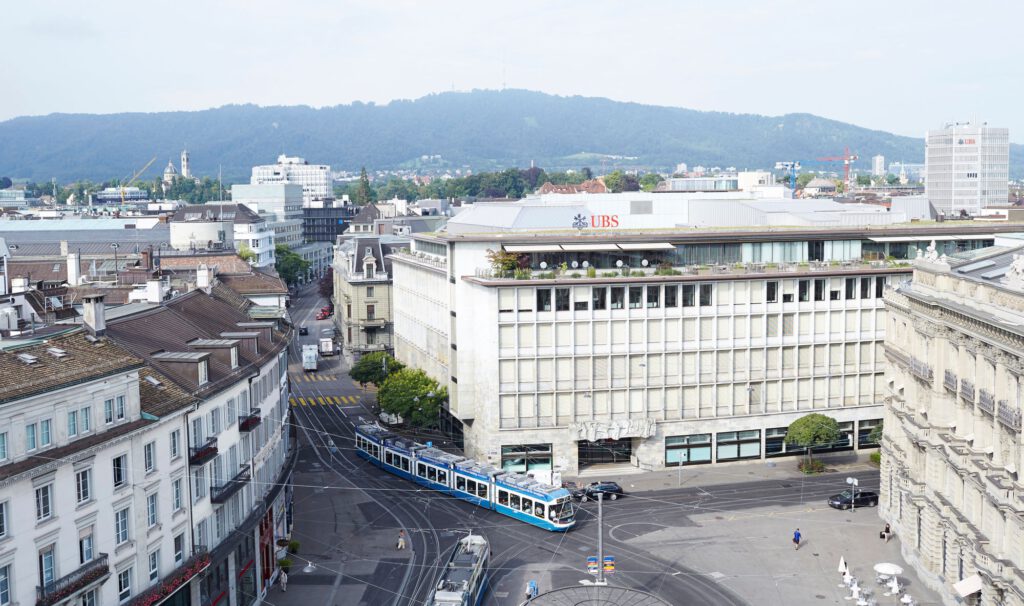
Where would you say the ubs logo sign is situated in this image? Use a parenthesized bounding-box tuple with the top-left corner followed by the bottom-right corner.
(572, 214, 619, 229)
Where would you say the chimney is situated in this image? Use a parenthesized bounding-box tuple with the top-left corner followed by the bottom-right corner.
(67, 252, 81, 286)
(83, 294, 106, 337)
(146, 279, 163, 304)
(196, 264, 212, 292)
(60, 240, 69, 256)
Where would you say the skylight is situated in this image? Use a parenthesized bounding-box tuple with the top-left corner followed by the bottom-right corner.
(46, 347, 67, 358)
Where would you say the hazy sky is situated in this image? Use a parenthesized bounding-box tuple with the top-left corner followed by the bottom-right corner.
(5, 0, 1022, 140)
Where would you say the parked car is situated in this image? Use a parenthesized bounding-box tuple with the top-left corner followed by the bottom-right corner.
(827, 489, 879, 510)
(299, 325, 308, 335)
(321, 305, 333, 314)
(316, 310, 330, 320)
(577, 481, 624, 502)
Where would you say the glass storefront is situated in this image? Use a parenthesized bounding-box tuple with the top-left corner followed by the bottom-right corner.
(716, 430, 761, 461)
(578, 439, 632, 466)
(765, 427, 802, 458)
(665, 434, 712, 466)
(857, 418, 882, 448)
(501, 444, 552, 473)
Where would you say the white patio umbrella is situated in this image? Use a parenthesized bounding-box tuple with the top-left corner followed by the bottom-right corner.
(873, 563, 904, 576)
(838, 556, 848, 574)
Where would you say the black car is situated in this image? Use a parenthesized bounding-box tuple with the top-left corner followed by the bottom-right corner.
(578, 481, 624, 502)
(299, 325, 308, 335)
(827, 489, 879, 510)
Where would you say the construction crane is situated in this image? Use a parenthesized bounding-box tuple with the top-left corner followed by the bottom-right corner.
(119, 157, 157, 204)
(816, 147, 859, 188)
(774, 161, 801, 192)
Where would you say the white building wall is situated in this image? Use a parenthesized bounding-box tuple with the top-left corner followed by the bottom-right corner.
(925, 123, 1010, 214)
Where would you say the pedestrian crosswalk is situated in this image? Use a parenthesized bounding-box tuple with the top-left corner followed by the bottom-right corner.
(289, 395, 361, 407)
(290, 373, 340, 383)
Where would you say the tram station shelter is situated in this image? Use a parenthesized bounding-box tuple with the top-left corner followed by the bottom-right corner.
(390, 194, 1024, 476)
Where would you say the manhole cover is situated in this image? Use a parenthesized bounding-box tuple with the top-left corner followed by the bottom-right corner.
(815, 594, 826, 599)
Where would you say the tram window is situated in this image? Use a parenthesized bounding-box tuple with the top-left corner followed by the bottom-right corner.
(521, 497, 532, 513)
(535, 504, 544, 518)
(417, 463, 426, 477)
(498, 490, 509, 506)
(457, 476, 466, 491)
(510, 494, 520, 509)
(428, 467, 437, 481)
(385, 452, 393, 465)
(401, 457, 410, 472)
(477, 484, 487, 499)
(438, 471, 447, 484)
(466, 480, 477, 494)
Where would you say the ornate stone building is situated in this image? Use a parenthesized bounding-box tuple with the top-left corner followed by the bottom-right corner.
(882, 244, 1024, 605)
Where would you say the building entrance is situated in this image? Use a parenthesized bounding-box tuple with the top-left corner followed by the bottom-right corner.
(578, 438, 633, 467)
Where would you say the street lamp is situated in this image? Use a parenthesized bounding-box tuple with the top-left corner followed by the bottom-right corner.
(846, 477, 859, 512)
(110, 243, 119, 284)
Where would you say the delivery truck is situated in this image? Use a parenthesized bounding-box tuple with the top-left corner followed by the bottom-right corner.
(319, 337, 335, 356)
(302, 344, 319, 371)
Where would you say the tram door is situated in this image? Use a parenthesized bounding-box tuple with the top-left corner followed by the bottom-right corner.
(577, 438, 633, 467)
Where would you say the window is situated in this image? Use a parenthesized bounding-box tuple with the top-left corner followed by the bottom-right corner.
(366, 286, 374, 298)
(682, 284, 695, 307)
(766, 281, 778, 303)
(536, 289, 552, 312)
(0, 501, 6, 538)
(501, 444, 553, 473)
(860, 277, 871, 299)
(573, 298, 589, 311)
(665, 434, 712, 466)
(115, 508, 130, 544)
(366, 304, 375, 320)
(699, 284, 713, 306)
(118, 567, 132, 601)
(555, 288, 570, 311)
(105, 399, 114, 424)
(26, 424, 37, 451)
(147, 493, 159, 528)
(664, 285, 678, 308)
(193, 465, 207, 501)
(39, 419, 51, 447)
(172, 479, 183, 512)
(215, 507, 226, 540)
(148, 550, 160, 582)
(830, 288, 840, 301)
(113, 455, 128, 488)
(813, 279, 825, 301)
(610, 287, 625, 310)
(79, 530, 94, 563)
(0, 565, 9, 606)
(68, 410, 78, 437)
(230, 346, 238, 369)
(198, 361, 208, 385)
(76, 469, 91, 503)
(592, 287, 607, 311)
(716, 430, 762, 461)
(170, 430, 180, 459)
(144, 442, 156, 473)
(209, 409, 221, 436)
(191, 418, 204, 448)
(629, 286, 643, 309)
(81, 589, 97, 606)
(0, 432, 6, 461)
(116, 396, 126, 420)
(35, 484, 53, 521)
(646, 285, 660, 308)
(798, 280, 809, 302)
(173, 534, 184, 565)
(80, 407, 91, 433)
(39, 545, 55, 587)
(875, 276, 885, 298)
(845, 278, 856, 300)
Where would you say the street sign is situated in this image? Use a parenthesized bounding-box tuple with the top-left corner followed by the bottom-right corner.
(587, 556, 598, 575)
(603, 555, 615, 574)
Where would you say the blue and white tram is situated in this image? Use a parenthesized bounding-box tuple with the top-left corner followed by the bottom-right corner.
(355, 424, 576, 531)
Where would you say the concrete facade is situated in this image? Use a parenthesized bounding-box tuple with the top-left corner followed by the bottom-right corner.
(881, 248, 1024, 606)
(925, 122, 1010, 215)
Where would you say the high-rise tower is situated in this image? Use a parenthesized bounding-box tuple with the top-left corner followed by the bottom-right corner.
(180, 149, 191, 179)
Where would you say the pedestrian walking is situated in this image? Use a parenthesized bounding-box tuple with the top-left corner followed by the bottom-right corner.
(397, 529, 406, 550)
(525, 580, 538, 600)
(793, 528, 802, 550)
(280, 570, 288, 592)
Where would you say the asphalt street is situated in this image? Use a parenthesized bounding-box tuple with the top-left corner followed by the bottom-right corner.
(275, 287, 932, 606)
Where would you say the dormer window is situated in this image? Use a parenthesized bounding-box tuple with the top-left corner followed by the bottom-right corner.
(198, 360, 209, 385)
(230, 346, 238, 369)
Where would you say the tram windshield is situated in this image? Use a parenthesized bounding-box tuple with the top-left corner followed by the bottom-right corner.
(548, 498, 575, 522)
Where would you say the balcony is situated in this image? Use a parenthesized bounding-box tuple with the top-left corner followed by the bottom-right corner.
(360, 317, 387, 330)
(997, 400, 1023, 431)
(979, 389, 996, 414)
(909, 358, 934, 383)
(125, 547, 210, 606)
(944, 370, 958, 393)
(210, 468, 251, 504)
(238, 409, 262, 432)
(960, 379, 975, 403)
(189, 437, 218, 467)
(37, 553, 109, 606)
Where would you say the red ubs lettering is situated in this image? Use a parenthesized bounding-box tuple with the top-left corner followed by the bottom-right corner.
(590, 215, 619, 228)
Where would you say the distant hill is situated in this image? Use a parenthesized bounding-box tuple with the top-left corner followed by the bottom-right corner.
(1, 89, 1019, 183)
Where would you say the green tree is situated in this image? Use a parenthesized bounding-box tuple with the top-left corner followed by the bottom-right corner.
(886, 174, 900, 185)
(274, 244, 310, 286)
(378, 368, 446, 428)
(376, 177, 419, 202)
(868, 421, 884, 445)
(796, 173, 816, 188)
(580, 167, 593, 180)
(349, 351, 404, 387)
(353, 167, 376, 205)
(639, 172, 663, 192)
(784, 413, 842, 461)
(237, 242, 256, 263)
(603, 170, 640, 193)
(318, 267, 334, 300)
(855, 175, 871, 186)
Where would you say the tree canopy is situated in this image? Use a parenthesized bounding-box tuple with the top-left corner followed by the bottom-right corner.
(274, 244, 310, 286)
(603, 170, 640, 193)
(378, 368, 446, 428)
(349, 351, 404, 387)
(784, 413, 842, 459)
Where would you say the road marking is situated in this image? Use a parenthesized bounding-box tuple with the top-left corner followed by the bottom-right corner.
(289, 398, 297, 407)
(318, 396, 327, 406)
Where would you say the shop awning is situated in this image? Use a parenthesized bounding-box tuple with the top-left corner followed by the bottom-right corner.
(952, 574, 982, 597)
(503, 245, 564, 253)
(559, 243, 620, 251)
(617, 242, 675, 250)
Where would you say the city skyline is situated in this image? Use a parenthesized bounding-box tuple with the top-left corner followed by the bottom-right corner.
(4, 0, 1023, 141)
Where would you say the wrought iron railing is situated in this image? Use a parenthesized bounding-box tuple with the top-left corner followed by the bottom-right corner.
(909, 358, 934, 383)
(37, 553, 108, 606)
(125, 546, 210, 606)
(210, 468, 251, 504)
(238, 409, 262, 432)
(943, 370, 958, 393)
(189, 437, 218, 466)
(960, 379, 975, 403)
(979, 389, 995, 414)
(997, 400, 1022, 431)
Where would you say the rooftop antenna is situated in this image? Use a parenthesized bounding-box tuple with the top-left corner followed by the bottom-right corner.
(218, 165, 223, 200)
